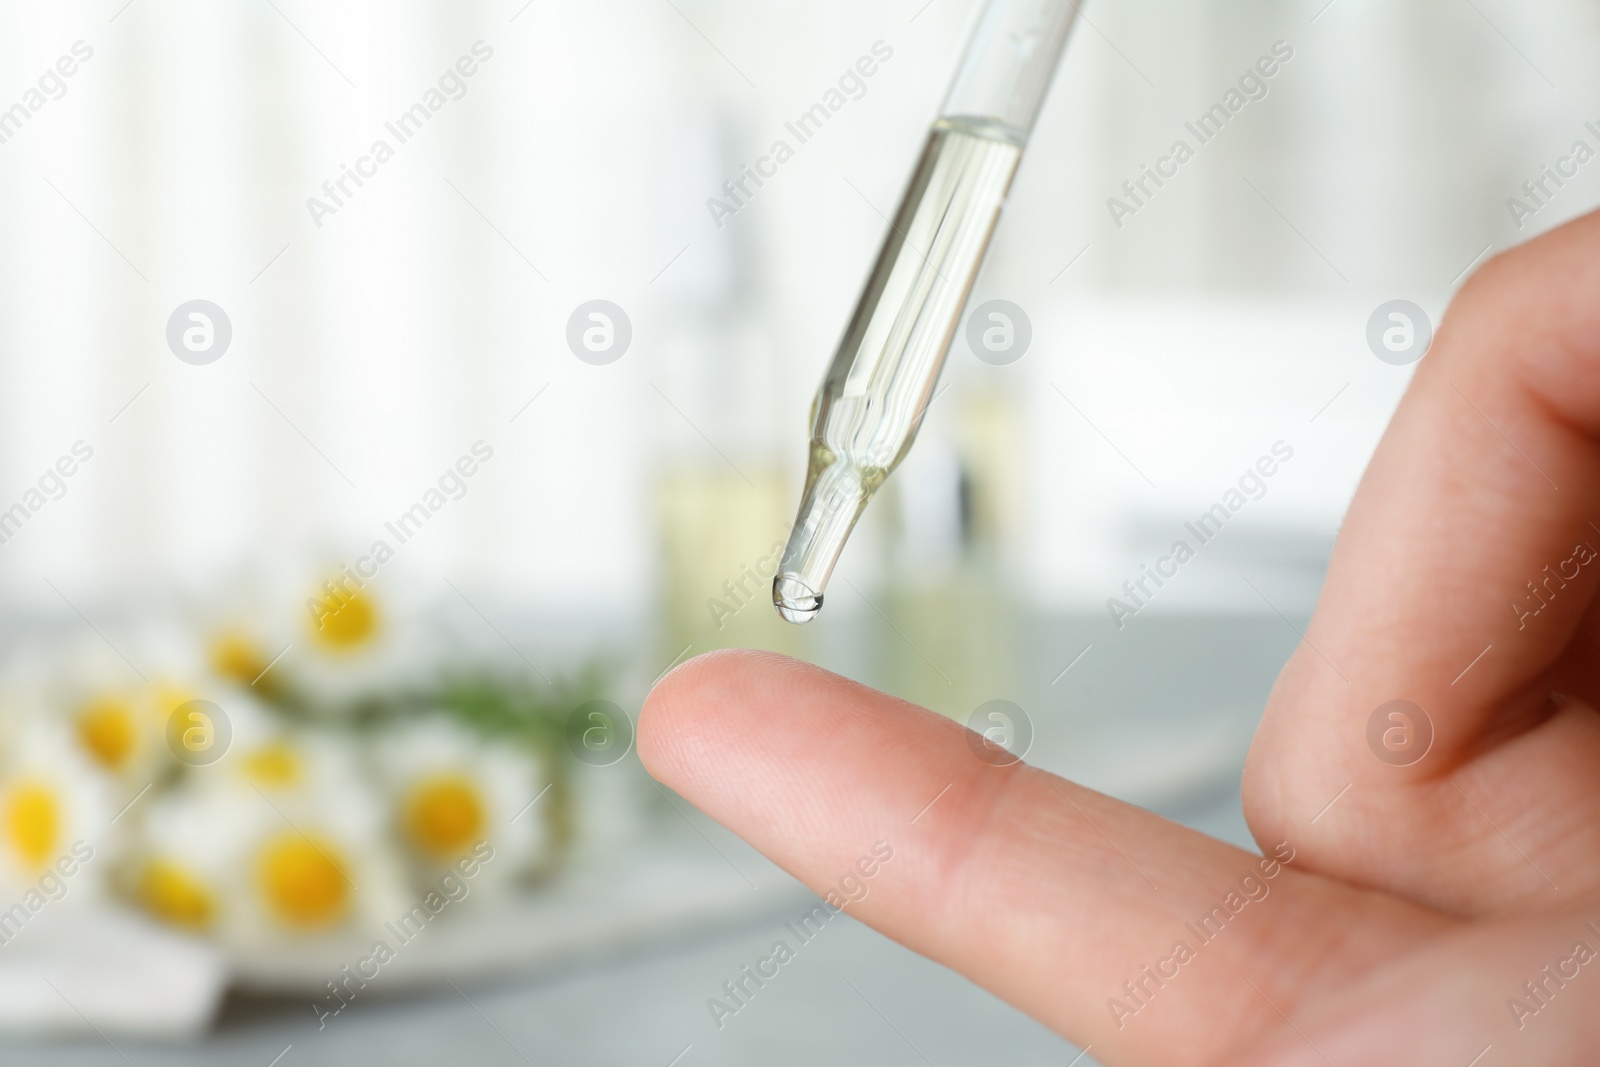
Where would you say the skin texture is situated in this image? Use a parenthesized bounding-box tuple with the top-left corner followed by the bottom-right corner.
(640, 209, 1600, 1066)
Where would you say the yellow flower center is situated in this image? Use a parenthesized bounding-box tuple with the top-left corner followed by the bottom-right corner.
(77, 697, 138, 769)
(153, 683, 199, 717)
(210, 630, 269, 686)
(4, 782, 59, 870)
(139, 860, 214, 930)
(310, 587, 378, 651)
(241, 742, 302, 789)
(403, 775, 486, 862)
(257, 832, 349, 929)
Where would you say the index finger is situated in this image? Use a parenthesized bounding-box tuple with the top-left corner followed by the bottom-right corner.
(640, 650, 1444, 1066)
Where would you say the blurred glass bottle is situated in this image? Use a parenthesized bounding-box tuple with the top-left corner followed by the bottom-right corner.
(877, 381, 1024, 718)
(652, 108, 807, 663)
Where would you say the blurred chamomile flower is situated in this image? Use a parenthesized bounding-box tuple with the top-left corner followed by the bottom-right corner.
(33, 626, 215, 787)
(194, 561, 434, 712)
(371, 716, 555, 895)
(128, 731, 406, 949)
(0, 717, 112, 900)
(195, 567, 293, 698)
(287, 566, 434, 711)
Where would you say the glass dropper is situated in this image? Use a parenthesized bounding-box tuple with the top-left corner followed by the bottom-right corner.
(772, 0, 1082, 623)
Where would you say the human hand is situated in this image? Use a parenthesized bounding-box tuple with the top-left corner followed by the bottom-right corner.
(639, 210, 1600, 1066)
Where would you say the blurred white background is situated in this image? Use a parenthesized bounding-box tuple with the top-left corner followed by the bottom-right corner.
(1, 0, 1594, 622)
(0, 0, 1597, 1063)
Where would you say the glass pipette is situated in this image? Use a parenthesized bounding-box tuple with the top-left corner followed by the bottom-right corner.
(773, 0, 1082, 623)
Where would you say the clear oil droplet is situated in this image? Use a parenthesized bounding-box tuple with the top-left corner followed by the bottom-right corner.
(771, 575, 823, 625)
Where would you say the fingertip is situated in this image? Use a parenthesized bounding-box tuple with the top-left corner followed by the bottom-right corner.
(637, 648, 807, 783)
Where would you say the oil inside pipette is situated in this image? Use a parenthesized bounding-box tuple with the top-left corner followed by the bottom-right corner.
(773, 115, 1024, 623)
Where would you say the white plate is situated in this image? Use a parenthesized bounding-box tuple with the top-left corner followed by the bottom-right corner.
(228, 841, 808, 995)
